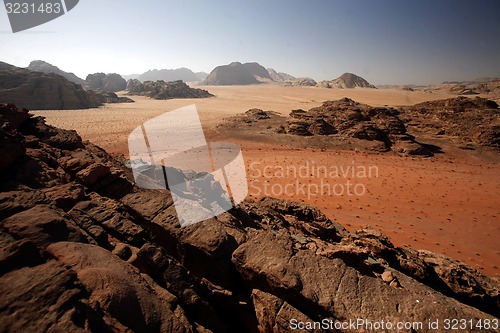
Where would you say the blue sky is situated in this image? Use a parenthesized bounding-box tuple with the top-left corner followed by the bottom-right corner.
(1, 0, 499, 84)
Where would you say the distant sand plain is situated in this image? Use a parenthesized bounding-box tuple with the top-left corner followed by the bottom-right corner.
(33, 85, 500, 277)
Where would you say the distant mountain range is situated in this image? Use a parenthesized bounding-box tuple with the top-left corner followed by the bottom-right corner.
(202, 62, 317, 86)
(201, 62, 377, 88)
(22, 60, 376, 89)
(123, 68, 208, 83)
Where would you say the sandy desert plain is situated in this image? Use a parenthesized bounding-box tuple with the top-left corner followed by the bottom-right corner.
(32, 84, 500, 277)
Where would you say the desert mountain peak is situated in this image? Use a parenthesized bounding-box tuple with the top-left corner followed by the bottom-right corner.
(318, 72, 376, 89)
(27, 60, 85, 85)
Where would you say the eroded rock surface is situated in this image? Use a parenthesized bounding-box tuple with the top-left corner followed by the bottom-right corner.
(1, 103, 499, 332)
(127, 80, 213, 100)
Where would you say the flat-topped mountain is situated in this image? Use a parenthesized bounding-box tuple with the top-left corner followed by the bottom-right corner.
(27, 60, 85, 85)
(318, 72, 376, 89)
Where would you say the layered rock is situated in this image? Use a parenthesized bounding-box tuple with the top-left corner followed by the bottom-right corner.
(318, 73, 376, 89)
(1, 103, 498, 332)
(127, 79, 213, 99)
(85, 73, 127, 92)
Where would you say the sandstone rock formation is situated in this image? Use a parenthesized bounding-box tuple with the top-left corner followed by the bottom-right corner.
(1, 103, 498, 332)
(242, 62, 272, 80)
(284, 77, 317, 87)
(400, 96, 500, 149)
(0, 65, 102, 110)
(318, 72, 376, 89)
(267, 68, 317, 86)
(267, 68, 296, 82)
(0, 63, 133, 109)
(27, 60, 85, 85)
(280, 98, 432, 155)
(203, 62, 261, 85)
(127, 79, 213, 99)
(85, 73, 127, 92)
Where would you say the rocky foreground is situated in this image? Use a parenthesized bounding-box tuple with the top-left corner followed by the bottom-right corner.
(0, 104, 498, 332)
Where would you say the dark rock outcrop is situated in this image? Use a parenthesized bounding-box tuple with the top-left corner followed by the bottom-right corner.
(27, 60, 85, 85)
(281, 98, 432, 155)
(127, 79, 213, 99)
(1, 103, 499, 332)
(318, 72, 376, 89)
(0, 65, 102, 110)
(85, 73, 127, 92)
(400, 96, 500, 149)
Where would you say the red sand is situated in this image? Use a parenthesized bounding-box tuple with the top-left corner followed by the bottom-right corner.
(231, 140, 499, 277)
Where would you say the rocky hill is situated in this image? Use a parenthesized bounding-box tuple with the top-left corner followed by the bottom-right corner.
(0, 62, 133, 109)
(284, 77, 318, 87)
(85, 73, 127, 92)
(0, 103, 498, 332)
(217, 98, 433, 155)
(0, 65, 103, 110)
(126, 79, 213, 99)
(318, 73, 376, 89)
(27, 60, 85, 85)
(267, 68, 296, 82)
(400, 96, 500, 149)
(267, 68, 317, 86)
(203, 62, 262, 85)
(203, 62, 319, 86)
(284, 98, 430, 154)
(242, 62, 272, 80)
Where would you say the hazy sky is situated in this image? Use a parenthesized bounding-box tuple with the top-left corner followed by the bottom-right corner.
(1, 0, 499, 84)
